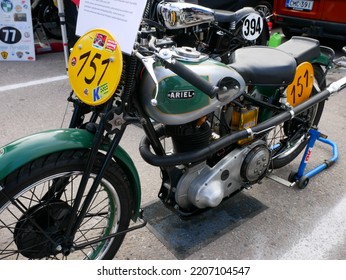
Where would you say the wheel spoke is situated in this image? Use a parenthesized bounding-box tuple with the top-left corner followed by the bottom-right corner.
(0, 163, 126, 259)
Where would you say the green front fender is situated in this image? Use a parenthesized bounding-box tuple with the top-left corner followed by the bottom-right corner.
(0, 129, 141, 220)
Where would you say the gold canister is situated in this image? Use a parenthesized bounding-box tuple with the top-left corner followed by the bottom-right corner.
(231, 106, 259, 145)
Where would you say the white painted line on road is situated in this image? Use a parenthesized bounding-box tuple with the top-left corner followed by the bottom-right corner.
(280, 195, 346, 259)
(0, 75, 68, 92)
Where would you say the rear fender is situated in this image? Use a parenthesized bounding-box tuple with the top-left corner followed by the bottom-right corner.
(234, 7, 259, 23)
(0, 129, 141, 220)
(312, 52, 333, 67)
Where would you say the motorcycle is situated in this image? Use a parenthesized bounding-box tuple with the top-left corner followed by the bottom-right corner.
(31, 0, 62, 40)
(1, 0, 346, 260)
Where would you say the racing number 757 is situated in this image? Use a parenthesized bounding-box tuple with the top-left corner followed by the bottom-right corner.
(77, 51, 110, 86)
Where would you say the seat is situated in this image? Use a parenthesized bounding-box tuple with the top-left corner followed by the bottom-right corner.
(276, 36, 320, 65)
(229, 46, 297, 86)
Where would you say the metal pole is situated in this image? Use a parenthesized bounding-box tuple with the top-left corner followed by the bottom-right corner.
(56, 0, 69, 72)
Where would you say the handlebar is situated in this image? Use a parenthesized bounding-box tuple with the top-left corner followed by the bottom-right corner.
(162, 58, 219, 99)
(327, 76, 346, 94)
(138, 36, 220, 101)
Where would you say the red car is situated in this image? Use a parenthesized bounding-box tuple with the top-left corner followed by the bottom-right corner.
(273, 0, 346, 40)
(197, 1, 274, 18)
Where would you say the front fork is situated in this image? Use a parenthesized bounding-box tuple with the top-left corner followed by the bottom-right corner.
(62, 100, 126, 252)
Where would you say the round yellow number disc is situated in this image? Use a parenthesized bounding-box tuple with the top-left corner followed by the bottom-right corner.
(287, 62, 314, 107)
(68, 29, 123, 106)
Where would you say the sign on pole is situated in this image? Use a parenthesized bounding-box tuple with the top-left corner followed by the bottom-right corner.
(76, 0, 147, 55)
(0, 0, 36, 61)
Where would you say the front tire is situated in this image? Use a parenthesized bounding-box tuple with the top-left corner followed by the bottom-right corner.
(0, 149, 132, 260)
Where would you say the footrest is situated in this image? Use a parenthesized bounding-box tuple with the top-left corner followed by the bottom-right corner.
(266, 174, 293, 188)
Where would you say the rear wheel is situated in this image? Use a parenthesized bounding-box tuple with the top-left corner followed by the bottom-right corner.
(0, 149, 132, 260)
(269, 64, 326, 169)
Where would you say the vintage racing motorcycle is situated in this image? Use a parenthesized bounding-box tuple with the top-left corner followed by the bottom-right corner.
(1, 0, 346, 260)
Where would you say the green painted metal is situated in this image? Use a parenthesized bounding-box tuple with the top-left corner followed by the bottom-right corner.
(156, 75, 210, 114)
(312, 53, 331, 66)
(254, 86, 281, 123)
(0, 129, 141, 220)
(153, 59, 230, 115)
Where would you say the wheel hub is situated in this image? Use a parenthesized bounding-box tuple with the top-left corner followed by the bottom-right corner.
(14, 200, 74, 259)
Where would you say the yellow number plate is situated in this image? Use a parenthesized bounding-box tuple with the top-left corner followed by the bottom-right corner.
(287, 62, 314, 107)
(68, 29, 123, 106)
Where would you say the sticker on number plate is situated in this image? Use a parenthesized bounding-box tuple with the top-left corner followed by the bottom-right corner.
(242, 13, 263, 41)
(286, 0, 314, 11)
(68, 29, 123, 106)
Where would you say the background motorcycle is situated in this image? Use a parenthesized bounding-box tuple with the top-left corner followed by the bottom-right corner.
(0, 0, 345, 260)
(31, 0, 62, 40)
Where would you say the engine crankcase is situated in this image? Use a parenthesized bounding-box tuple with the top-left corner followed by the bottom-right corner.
(175, 140, 270, 209)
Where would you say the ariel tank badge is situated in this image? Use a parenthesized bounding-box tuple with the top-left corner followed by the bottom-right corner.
(167, 90, 195, 99)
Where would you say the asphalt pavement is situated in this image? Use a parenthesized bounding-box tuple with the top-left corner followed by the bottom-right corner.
(1, 36, 346, 260)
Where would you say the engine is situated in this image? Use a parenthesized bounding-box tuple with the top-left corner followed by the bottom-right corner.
(175, 140, 271, 209)
(170, 97, 271, 210)
(165, 119, 211, 153)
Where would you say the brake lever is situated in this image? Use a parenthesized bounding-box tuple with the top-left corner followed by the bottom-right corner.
(134, 51, 160, 106)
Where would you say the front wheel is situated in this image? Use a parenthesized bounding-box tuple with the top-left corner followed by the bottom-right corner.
(0, 149, 132, 260)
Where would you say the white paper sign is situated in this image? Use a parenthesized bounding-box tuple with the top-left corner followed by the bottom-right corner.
(76, 0, 147, 54)
(0, 0, 35, 61)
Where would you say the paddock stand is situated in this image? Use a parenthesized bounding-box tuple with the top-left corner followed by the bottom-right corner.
(267, 127, 338, 189)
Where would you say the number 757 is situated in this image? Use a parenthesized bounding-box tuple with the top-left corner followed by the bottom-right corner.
(77, 51, 110, 86)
